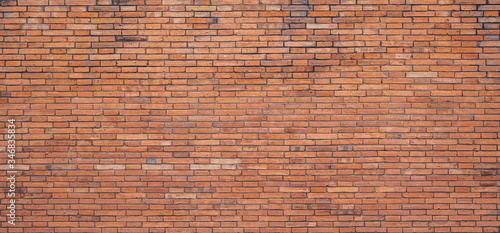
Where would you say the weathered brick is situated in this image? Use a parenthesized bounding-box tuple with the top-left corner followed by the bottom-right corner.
(327, 187, 359, 193)
(186, 6, 216, 11)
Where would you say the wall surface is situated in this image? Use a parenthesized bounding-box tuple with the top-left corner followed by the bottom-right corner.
(0, 0, 499, 232)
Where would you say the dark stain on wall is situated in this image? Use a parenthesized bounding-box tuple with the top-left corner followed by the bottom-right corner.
(112, 0, 130, 5)
(115, 36, 147, 42)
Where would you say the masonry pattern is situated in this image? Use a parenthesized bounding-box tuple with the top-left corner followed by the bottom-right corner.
(0, 0, 499, 232)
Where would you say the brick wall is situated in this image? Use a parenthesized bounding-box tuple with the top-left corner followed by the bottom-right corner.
(1, 0, 499, 232)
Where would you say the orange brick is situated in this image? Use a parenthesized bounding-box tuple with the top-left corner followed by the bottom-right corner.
(1, 0, 499, 232)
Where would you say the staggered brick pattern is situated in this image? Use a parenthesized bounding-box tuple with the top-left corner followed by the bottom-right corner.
(0, 0, 499, 232)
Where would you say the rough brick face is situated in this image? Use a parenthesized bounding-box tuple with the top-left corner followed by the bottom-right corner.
(0, 0, 499, 232)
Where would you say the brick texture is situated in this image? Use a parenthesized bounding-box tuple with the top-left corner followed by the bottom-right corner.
(1, 0, 500, 232)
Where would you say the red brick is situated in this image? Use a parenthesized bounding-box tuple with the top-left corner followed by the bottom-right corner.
(1, 0, 499, 232)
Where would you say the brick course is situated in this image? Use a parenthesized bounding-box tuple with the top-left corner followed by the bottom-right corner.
(0, 0, 499, 232)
